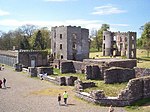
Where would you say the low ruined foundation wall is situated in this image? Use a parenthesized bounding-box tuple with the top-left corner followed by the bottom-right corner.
(43, 76, 78, 86)
(108, 59, 137, 69)
(104, 67, 135, 84)
(37, 67, 53, 75)
(75, 76, 150, 106)
(59, 60, 86, 74)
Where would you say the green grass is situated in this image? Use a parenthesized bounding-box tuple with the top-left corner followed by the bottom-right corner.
(52, 68, 86, 81)
(89, 49, 150, 68)
(52, 68, 127, 97)
(125, 98, 150, 112)
(136, 49, 150, 68)
(84, 80, 127, 96)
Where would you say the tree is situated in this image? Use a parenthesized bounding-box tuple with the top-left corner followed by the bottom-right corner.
(18, 24, 37, 38)
(94, 24, 110, 51)
(140, 22, 150, 57)
(20, 36, 30, 49)
(33, 30, 45, 50)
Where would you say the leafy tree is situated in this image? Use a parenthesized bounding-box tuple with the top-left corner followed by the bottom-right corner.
(141, 22, 150, 57)
(92, 24, 110, 51)
(137, 38, 143, 49)
(0, 31, 14, 50)
(20, 36, 30, 49)
(33, 30, 45, 50)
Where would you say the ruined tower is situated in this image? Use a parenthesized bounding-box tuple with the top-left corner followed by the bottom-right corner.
(51, 26, 89, 61)
(103, 31, 136, 59)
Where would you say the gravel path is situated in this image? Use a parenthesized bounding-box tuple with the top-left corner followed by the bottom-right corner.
(0, 67, 126, 112)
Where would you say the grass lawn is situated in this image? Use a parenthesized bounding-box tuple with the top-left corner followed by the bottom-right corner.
(52, 68, 127, 97)
(84, 80, 127, 97)
(51, 49, 150, 111)
(90, 49, 150, 68)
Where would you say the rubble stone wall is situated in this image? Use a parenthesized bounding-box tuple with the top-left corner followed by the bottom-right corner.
(134, 67, 150, 77)
(37, 67, 53, 75)
(104, 67, 135, 84)
(75, 76, 150, 106)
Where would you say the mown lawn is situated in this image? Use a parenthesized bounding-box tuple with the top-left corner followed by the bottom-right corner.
(89, 49, 150, 68)
(52, 68, 127, 97)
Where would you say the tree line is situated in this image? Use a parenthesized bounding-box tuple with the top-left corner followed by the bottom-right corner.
(0, 22, 149, 57)
(0, 24, 51, 50)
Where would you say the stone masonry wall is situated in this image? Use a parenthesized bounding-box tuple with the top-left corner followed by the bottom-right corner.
(134, 67, 150, 77)
(104, 67, 135, 84)
(75, 76, 150, 106)
(60, 61, 75, 73)
(37, 67, 53, 75)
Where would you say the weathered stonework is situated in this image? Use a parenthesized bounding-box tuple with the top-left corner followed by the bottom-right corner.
(102, 31, 136, 59)
(74, 79, 96, 91)
(37, 67, 53, 75)
(28, 67, 37, 77)
(75, 76, 150, 107)
(0, 50, 48, 67)
(104, 67, 135, 84)
(134, 67, 150, 77)
(14, 63, 23, 72)
(51, 26, 89, 61)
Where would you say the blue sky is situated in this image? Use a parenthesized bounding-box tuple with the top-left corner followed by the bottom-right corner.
(0, 0, 150, 37)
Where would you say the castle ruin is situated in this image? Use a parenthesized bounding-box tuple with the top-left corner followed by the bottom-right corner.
(102, 31, 136, 59)
(51, 26, 89, 61)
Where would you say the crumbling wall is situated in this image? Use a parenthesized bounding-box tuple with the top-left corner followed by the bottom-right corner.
(108, 59, 137, 69)
(74, 80, 96, 91)
(37, 67, 53, 75)
(75, 76, 150, 106)
(118, 76, 150, 100)
(85, 65, 103, 80)
(60, 61, 75, 73)
(104, 67, 135, 84)
(134, 67, 150, 77)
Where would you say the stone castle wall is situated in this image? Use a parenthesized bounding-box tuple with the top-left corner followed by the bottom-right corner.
(104, 67, 135, 84)
(75, 76, 150, 106)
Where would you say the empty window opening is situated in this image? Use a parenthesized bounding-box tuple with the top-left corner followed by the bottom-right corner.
(54, 42, 56, 48)
(60, 34, 62, 39)
(60, 55, 63, 59)
(113, 36, 116, 41)
(60, 44, 62, 49)
(103, 44, 105, 49)
(73, 33, 77, 40)
(132, 36, 134, 40)
(132, 44, 135, 49)
(72, 42, 76, 49)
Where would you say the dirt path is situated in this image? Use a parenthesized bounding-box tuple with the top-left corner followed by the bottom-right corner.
(0, 67, 126, 112)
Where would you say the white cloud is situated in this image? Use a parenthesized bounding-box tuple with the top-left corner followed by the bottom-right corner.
(0, 9, 10, 16)
(0, 19, 103, 29)
(92, 4, 126, 15)
(0, 19, 129, 33)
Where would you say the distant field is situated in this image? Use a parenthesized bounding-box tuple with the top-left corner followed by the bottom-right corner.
(89, 49, 150, 68)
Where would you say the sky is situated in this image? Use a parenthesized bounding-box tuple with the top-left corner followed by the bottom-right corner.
(0, 0, 150, 37)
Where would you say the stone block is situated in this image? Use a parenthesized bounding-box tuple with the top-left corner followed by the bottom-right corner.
(14, 63, 22, 72)
(55, 76, 66, 86)
(37, 67, 53, 75)
(28, 67, 37, 77)
(90, 90, 105, 99)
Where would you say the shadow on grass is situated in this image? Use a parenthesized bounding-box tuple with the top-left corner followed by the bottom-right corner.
(137, 57, 150, 61)
(126, 98, 150, 111)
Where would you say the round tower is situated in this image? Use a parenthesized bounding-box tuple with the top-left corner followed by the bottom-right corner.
(103, 31, 113, 56)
